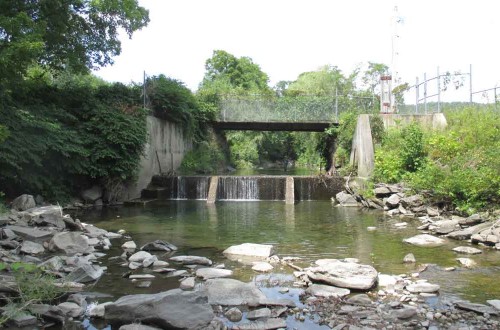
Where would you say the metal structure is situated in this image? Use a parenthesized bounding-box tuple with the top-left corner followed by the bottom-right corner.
(380, 75, 393, 113)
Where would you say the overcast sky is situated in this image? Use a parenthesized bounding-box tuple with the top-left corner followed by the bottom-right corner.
(93, 0, 500, 103)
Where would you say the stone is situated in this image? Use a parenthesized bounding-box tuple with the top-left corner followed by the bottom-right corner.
(88, 302, 113, 318)
(246, 307, 271, 320)
(374, 186, 392, 197)
(456, 258, 477, 268)
(455, 301, 498, 315)
(58, 301, 84, 317)
(201, 278, 266, 306)
(129, 251, 152, 263)
(129, 262, 142, 270)
(196, 268, 233, 280)
(11, 194, 36, 211)
(152, 260, 169, 267)
(403, 234, 446, 247)
(251, 262, 273, 272)
(447, 221, 493, 240)
(66, 263, 104, 283)
(39, 256, 65, 271)
(49, 232, 92, 255)
(257, 298, 295, 307)
(20, 240, 45, 255)
(135, 281, 152, 288)
(403, 253, 416, 263)
(142, 255, 158, 268)
(401, 195, 424, 208)
(305, 284, 350, 298)
(426, 207, 440, 217)
(385, 194, 401, 209)
(223, 243, 275, 261)
(346, 294, 372, 306)
(6, 225, 55, 243)
(104, 289, 214, 329)
(430, 219, 460, 235)
(28, 304, 65, 323)
(452, 246, 482, 254)
(11, 313, 38, 327)
(141, 240, 177, 252)
(335, 191, 358, 206)
(392, 307, 417, 319)
(305, 259, 378, 290)
(170, 255, 212, 266)
(83, 224, 108, 238)
(486, 300, 500, 311)
(406, 282, 440, 293)
(459, 214, 484, 226)
(232, 318, 287, 330)
(180, 277, 195, 290)
(122, 241, 137, 250)
(119, 325, 162, 330)
(81, 185, 103, 203)
(378, 274, 398, 287)
(225, 307, 243, 322)
(129, 274, 155, 280)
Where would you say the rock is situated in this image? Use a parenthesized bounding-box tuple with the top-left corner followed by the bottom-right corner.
(426, 207, 440, 217)
(49, 232, 92, 255)
(142, 255, 158, 268)
(385, 194, 401, 209)
(447, 221, 492, 240)
(201, 278, 266, 306)
(335, 191, 358, 206)
(346, 294, 372, 306)
(225, 307, 243, 322)
(430, 219, 460, 235)
(39, 256, 65, 271)
(58, 302, 84, 317)
(83, 224, 108, 238)
(452, 246, 482, 255)
(455, 301, 498, 315)
(305, 284, 350, 298)
(11, 194, 36, 211)
(392, 306, 417, 319)
(170, 255, 212, 266)
(487, 300, 500, 311)
(195, 268, 233, 280)
(406, 282, 440, 293)
(246, 307, 271, 320)
(129, 251, 152, 263)
(104, 289, 214, 329)
(11, 313, 38, 327)
(257, 298, 295, 307)
(88, 302, 112, 318)
(223, 243, 275, 261)
(6, 225, 55, 243)
(403, 253, 416, 263)
(378, 274, 398, 288)
(129, 262, 141, 270)
(456, 258, 477, 268)
(119, 325, 162, 330)
(141, 240, 177, 252)
(20, 240, 45, 255)
(305, 259, 378, 290)
(28, 304, 65, 323)
(403, 234, 446, 247)
(251, 262, 273, 272)
(401, 195, 424, 208)
(121, 241, 137, 250)
(459, 214, 484, 226)
(129, 274, 155, 280)
(180, 277, 195, 290)
(66, 263, 104, 283)
(374, 186, 392, 197)
(81, 186, 103, 203)
(152, 260, 169, 267)
(135, 281, 152, 288)
(232, 318, 287, 330)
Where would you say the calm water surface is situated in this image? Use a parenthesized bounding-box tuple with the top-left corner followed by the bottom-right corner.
(81, 201, 500, 328)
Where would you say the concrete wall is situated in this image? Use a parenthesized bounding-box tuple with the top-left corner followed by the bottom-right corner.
(350, 113, 447, 178)
(122, 116, 192, 200)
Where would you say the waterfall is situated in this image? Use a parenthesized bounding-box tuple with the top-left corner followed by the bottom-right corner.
(217, 176, 259, 201)
(176, 176, 186, 199)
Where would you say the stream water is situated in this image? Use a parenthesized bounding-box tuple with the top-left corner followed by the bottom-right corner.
(81, 200, 500, 329)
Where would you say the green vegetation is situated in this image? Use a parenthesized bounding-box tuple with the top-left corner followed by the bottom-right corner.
(373, 107, 500, 213)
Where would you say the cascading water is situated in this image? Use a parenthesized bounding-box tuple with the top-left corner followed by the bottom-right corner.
(217, 176, 259, 201)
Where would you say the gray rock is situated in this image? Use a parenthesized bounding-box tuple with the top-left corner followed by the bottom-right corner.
(456, 257, 477, 268)
(81, 186, 103, 203)
(447, 221, 493, 240)
(406, 282, 440, 293)
(346, 294, 372, 306)
(403, 234, 446, 247)
(66, 263, 104, 283)
(6, 225, 55, 243)
(305, 259, 378, 290)
(223, 243, 275, 260)
(28, 304, 65, 323)
(83, 225, 108, 238)
(430, 219, 459, 235)
(401, 195, 424, 208)
(196, 268, 233, 280)
(335, 191, 358, 207)
(487, 300, 500, 311)
(142, 255, 158, 268)
(232, 318, 287, 330)
(119, 325, 162, 330)
(180, 277, 195, 290)
(122, 241, 137, 250)
(452, 246, 482, 255)
(373, 186, 392, 197)
(58, 302, 84, 317)
(305, 284, 350, 298)
(246, 307, 271, 320)
(403, 253, 416, 263)
(129, 251, 152, 263)
(11, 194, 36, 211)
(49, 232, 93, 255)
(39, 256, 65, 272)
(459, 214, 484, 226)
(426, 207, 440, 217)
(141, 240, 177, 252)
(20, 240, 45, 255)
(225, 307, 243, 322)
(385, 194, 401, 209)
(251, 262, 273, 272)
(455, 301, 498, 315)
(152, 260, 169, 267)
(392, 306, 417, 319)
(201, 278, 266, 306)
(11, 313, 38, 327)
(88, 302, 112, 318)
(170, 255, 212, 266)
(104, 289, 214, 329)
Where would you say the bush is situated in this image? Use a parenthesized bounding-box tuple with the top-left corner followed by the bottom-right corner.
(180, 140, 226, 174)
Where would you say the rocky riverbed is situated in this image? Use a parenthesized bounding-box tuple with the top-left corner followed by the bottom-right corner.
(0, 193, 498, 329)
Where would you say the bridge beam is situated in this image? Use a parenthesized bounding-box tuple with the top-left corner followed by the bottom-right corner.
(211, 121, 334, 132)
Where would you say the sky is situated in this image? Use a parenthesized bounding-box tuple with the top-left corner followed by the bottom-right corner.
(93, 0, 500, 103)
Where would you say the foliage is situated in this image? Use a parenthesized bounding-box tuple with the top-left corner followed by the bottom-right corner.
(180, 139, 226, 174)
(369, 114, 385, 145)
(400, 123, 426, 172)
(226, 131, 263, 168)
(0, 0, 149, 85)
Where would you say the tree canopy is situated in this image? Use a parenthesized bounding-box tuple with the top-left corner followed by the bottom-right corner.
(0, 0, 149, 84)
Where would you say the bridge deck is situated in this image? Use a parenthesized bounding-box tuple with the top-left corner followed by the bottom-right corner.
(211, 121, 336, 132)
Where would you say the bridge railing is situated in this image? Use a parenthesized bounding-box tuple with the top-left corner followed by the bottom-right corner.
(218, 95, 377, 123)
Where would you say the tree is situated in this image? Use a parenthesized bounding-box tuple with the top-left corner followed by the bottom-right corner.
(0, 0, 149, 84)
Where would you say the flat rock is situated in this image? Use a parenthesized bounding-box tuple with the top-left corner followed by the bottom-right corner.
(129, 251, 152, 263)
(403, 253, 416, 263)
(223, 243, 275, 260)
(335, 191, 358, 206)
(104, 289, 214, 329)
(232, 318, 287, 330)
(11, 194, 36, 211)
(83, 224, 108, 238)
(452, 246, 482, 255)
(180, 277, 196, 290)
(385, 194, 401, 209)
(121, 241, 136, 250)
(152, 260, 169, 267)
(403, 234, 446, 247)
(119, 325, 162, 330)
(305, 259, 378, 290)
(456, 258, 477, 268)
(129, 274, 155, 280)
(459, 214, 484, 226)
(487, 300, 500, 311)
(141, 240, 177, 252)
(49, 232, 93, 255)
(305, 284, 350, 298)
(201, 278, 266, 306)
(58, 302, 83, 317)
(196, 268, 233, 280)
(346, 294, 372, 306)
(6, 225, 55, 243)
(170, 255, 212, 266)
(401, 195, 424, 208)
(406, 282, 440, 293)
(66, 263, 104, 283)
(246, 307, 271, 320)
(20, 240, 45, 255)
(392, 307, 417, 319)
(251, 262, 273, 272)
(455, 301, 498, 315)
(373, 186, 392, 197)
(447, 222, 493, 240)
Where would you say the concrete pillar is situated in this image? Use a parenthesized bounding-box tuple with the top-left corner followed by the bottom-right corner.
(207, 176, 219, 204)
(285, 176, 295, 205)
(350, 114, 375, 178)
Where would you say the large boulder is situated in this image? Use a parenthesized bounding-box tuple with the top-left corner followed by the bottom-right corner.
(201, 278, 266, 306)
(223, 243, 275, 261)
(11, 194, 36, 211)
(305, 284, 350, 298)
(169, 256, 212, 266)
(49, 232, 93, 255)
(305, 259, 378, 290)
(66, 263, 104, 283)
(403, 234, 446, 247)
(400, 195, 424, 209)
(335, 191, 358, 207)
(20, 240, 45, 255)
(105, 289, 214, 329)
(141, 240, 177, 252)
(6, 225, 55, 243)
(81, 186, 103, 203)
